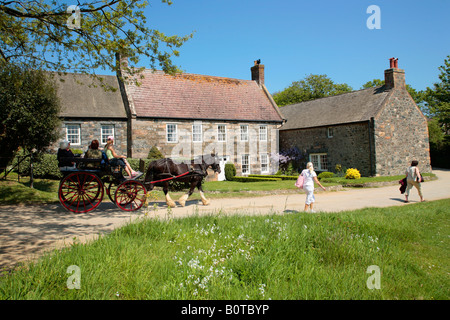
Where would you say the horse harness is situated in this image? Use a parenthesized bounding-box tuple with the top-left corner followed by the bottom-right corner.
(158, 160, 207, 180)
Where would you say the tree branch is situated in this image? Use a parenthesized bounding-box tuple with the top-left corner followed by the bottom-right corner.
(0, 0, 122, 19)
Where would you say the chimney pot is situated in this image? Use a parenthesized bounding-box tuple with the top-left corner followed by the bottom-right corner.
(389, 57, 395, 68)
(385, 57, 405, 90)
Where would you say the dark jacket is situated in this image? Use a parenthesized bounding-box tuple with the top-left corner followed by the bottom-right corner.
(399, 178, 407, 194)
(57, 148, 75, 167)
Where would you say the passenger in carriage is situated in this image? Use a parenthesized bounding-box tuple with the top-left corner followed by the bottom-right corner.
(84, 139, 103, 168)
(57, 140, 75, 170)
(104, 136, 141, 178)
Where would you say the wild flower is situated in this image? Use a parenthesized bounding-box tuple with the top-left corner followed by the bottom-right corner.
(259, 284, 266, 297)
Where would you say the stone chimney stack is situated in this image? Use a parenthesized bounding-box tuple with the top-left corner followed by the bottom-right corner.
(384, 57, 405, 89)
(251, 60, 265, 86)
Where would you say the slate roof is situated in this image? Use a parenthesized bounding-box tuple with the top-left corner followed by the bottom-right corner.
(279, 86, 391, 130)
(126, 70, 284, 123)
(56, 73, 126, 119)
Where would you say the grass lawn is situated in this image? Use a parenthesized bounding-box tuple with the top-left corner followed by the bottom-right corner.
(0, 199, 448, 300)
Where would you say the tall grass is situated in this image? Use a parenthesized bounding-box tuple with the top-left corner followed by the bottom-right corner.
(1, 199, 448, 300)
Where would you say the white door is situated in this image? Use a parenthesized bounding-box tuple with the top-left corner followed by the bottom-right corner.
(218, 156, 229, 181)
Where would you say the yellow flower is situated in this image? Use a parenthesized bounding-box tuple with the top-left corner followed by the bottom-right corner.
(345, 168, 361, 179)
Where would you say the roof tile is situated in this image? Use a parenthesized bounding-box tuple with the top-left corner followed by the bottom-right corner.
(127, 70, 283, 122)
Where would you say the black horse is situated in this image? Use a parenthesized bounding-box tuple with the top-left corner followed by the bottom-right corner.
(143, 154, 221, 207)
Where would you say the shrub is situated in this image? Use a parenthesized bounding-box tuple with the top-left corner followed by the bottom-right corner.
(345, 168, 361, 179)
(232, 176, 282, 182)
(224, 163, 236, 181)
(317, 171, 334, 180)
(148, 146, 164, 159)
(248, 174, 298, 180)
(71, 149, 84, 156)
(12, 151, 62, 179)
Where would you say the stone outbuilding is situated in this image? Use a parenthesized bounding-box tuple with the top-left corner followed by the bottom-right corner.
(278, 58, 431, 176)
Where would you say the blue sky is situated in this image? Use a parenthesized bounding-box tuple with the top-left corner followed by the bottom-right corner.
(136, 0, 449, 94)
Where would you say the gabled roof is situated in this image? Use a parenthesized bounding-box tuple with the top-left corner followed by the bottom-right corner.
(56, 73, 126, 119)
(279, 86, 391, 130)
(126, 70, 284, 123)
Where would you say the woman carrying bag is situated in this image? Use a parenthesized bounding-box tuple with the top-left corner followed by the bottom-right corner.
(404, 160, 424, 203)
(296, 162, 326, 212)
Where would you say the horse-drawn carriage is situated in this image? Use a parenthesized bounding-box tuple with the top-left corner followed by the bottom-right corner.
(58, 154, 220, 213)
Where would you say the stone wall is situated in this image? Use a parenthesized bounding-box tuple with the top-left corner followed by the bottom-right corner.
(279, 122, 373, 176)
(131, 118, 279, 176)
(374, 89, 431, 175)
(51, 119, 128, 155)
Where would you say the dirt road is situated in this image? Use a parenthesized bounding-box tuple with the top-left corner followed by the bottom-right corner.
(1, 169, 449, 270)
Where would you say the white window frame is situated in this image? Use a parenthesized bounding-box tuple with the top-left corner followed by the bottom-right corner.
(101, 124, 115, 145)
(309, 153, 328, 171)
(66, 124, 81, 146)
(240, 125, 249, 142)
(327, 127, 334, 138)
(192, 123, 202, 143)
(217, 124, 227, 142)
(260, 153, 269, 173)
(259, 125, 267, 141)
(242, 154, 250, 174)
(166, 123, 178, 143)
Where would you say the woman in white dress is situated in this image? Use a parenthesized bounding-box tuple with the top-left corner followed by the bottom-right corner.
(301, 162, 326, 212)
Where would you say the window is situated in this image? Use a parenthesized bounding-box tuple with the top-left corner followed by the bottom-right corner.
(217, 125, 226, 142)
(260, 154, 269, 173)
(192, 123, 202, 142)
(101, 125, 114, 144)
(259, 125, 267, 141)
(240, 125, 248, 141)
(66, 124, 81, 145)
(167, 124, 178, 142)
(310, 153, 328, 171)
(327, 127, 334, 138)
(242, 154, 250, 174)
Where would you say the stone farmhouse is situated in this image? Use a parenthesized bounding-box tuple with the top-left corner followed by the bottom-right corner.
(278, 58, 432, 176)
(54, 58, 285, 179)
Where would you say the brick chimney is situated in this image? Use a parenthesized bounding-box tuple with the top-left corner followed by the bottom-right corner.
(251, 60, 264, 86)
(384, 57, 405, 89)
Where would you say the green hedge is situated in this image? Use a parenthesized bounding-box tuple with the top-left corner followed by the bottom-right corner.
(11, 152, 62, 179)
(317, 171, 334, 180)
(248, 174, 298, 180)
(232, 176, 282, 182)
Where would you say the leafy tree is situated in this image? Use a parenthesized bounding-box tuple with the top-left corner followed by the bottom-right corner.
(423, 55, 450, 135)
(0, 64, 61, 168)
(0, 0, 193, 89)
(273, 74, 353, 107)
(422, 55, 450, 168)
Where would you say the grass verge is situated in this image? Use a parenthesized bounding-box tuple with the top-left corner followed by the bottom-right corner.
(1, 199, 448, 300)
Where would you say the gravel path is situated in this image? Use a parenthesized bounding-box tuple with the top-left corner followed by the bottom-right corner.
(1, 168, 449, 270)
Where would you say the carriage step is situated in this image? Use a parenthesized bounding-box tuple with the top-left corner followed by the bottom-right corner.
(127, 172, 144, 180)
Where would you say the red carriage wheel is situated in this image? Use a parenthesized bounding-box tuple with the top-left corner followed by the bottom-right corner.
(114, 180, 147, 211)
(106, 180, 119, 205)
(59, 172, 104, 213)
